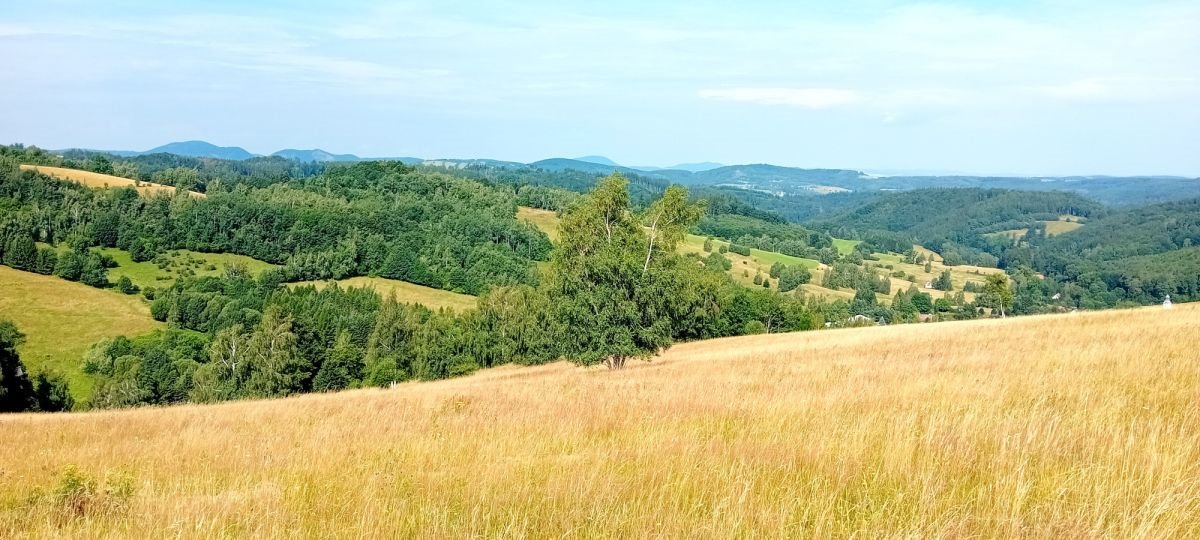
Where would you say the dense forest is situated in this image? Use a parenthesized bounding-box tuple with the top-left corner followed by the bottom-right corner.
(1, 146, 551, 295)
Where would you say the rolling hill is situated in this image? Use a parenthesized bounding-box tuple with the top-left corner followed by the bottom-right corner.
(144, 140, 255, 160)
(55, 141, 1200, 205)
(19, 164, 205, 198)
(3, 304, 1196, 537)
(271, 149, 361, 162)
(288, 277, 478, 312)
(0, 266, 160, 399)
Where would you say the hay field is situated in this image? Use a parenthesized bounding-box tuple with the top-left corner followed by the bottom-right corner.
(19, 164, 204, 198)
(516, 207, 561, 242)
(2, 303, 1198, 538)
(289, 276, 478, 312)
(0, 266, 160, 399)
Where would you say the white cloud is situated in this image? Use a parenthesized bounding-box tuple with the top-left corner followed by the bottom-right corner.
(697, 87, 861, 108)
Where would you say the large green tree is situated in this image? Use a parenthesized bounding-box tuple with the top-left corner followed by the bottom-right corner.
(981, 273, 1014, 317)
(548, 174, 703, 369)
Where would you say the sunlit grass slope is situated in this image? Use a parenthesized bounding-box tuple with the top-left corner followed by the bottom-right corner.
(3, 303, 1198, 537)
(289, 276, 478, 312)
(516, 206, 561, 242)
(20, 164, 204, 198)
(0, 266, 160, 399)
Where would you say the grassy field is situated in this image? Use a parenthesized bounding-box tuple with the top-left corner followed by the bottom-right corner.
(678, 234, 820, 289)
(989, 218, 1085, 240)
(2, 303, 1197, 537)
(100, 248, 278, 289)
(832, 237, 861, 255)
(0, 266, 160, 399)
(19, 164, 204, 199)
(289, 276, 478, 312)
(516, 207, 561, 242)
(872, 250, 1001, 302)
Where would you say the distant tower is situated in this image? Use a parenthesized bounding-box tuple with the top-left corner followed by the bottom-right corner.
(1163, 295, 1173, 309)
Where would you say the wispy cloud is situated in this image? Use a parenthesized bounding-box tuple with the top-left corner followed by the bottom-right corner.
(0, 1, 1197, 174)
(698, 87, 861, 108)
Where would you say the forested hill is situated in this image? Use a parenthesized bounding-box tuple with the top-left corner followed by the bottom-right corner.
(0, 155, 551, 295)
(808, 188, 1102, 264)
(34, 142, 1200, 206)
(1031, 198, 1200, 304)
(816, 188, 1101, 238)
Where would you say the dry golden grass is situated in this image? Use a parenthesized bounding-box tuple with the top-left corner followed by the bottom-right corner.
(19, 165, 205, 199)
(289, 276, 478, 312)
(1044, 219, 1084, 235)
(0, 266, 160, 399)
(3, 303, 1198, 538)
(989, 218, 1085, 240)
(516, 206, 561, 242)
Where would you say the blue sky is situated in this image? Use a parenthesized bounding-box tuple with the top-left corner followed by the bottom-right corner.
(1, 0, 1197, 175)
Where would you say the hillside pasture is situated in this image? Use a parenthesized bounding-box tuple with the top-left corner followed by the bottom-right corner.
(0, 266, 160, 399)
(987, 217, 1085, 240)
(2, 304, 1197, 537)
(289, 276, 478, 312)
(99, 248, 277, 289)
(516, 206, 561, 242)
(679, 234, 819, 289)
(19, 164, 204, 198)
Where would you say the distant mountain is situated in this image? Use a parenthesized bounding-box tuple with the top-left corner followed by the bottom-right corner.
(666, 161, 724, 172)
(53, 148, 141, 157)
(529, 158, 671, 180)
(72, 140, 1200, 206)
(422, 158, 529, 169)
(574, 155, 619, 167)
(371, 157, 424, 165)
(272, 149, 361, 162)
(144, 141, 255, 160)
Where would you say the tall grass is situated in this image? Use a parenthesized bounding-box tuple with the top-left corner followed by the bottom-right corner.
(2, 304, 1198, 537)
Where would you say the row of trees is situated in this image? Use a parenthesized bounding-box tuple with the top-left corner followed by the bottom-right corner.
(0, 232, 110, 287)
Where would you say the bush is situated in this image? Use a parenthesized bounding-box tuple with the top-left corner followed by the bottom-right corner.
(117, 276, 140, 295)
(743, 320, 767, 335)
(40, 465, 136, 518)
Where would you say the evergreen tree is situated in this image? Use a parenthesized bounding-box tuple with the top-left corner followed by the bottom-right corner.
(1, 320, 38, 412)
(2, 235, 36, 270)
(243, 308, 303, 397)
(313, 331, 363, 392)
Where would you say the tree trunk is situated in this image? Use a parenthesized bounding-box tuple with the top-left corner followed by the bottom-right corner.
(605, 355, 627, 370)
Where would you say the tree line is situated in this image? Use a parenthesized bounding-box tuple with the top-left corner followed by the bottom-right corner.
(20, 174, 830, 410)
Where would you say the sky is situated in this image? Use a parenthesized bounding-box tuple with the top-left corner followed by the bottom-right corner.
(1, 0, 1198, 176)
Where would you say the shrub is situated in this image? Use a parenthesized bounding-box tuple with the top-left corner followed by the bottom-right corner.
(743, 320, 767, 335)
(43, 466, 136, 518)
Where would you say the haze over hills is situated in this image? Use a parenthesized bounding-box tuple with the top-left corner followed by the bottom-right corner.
(271, 149, 361, 162)
(47, 140, 1200, 206)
